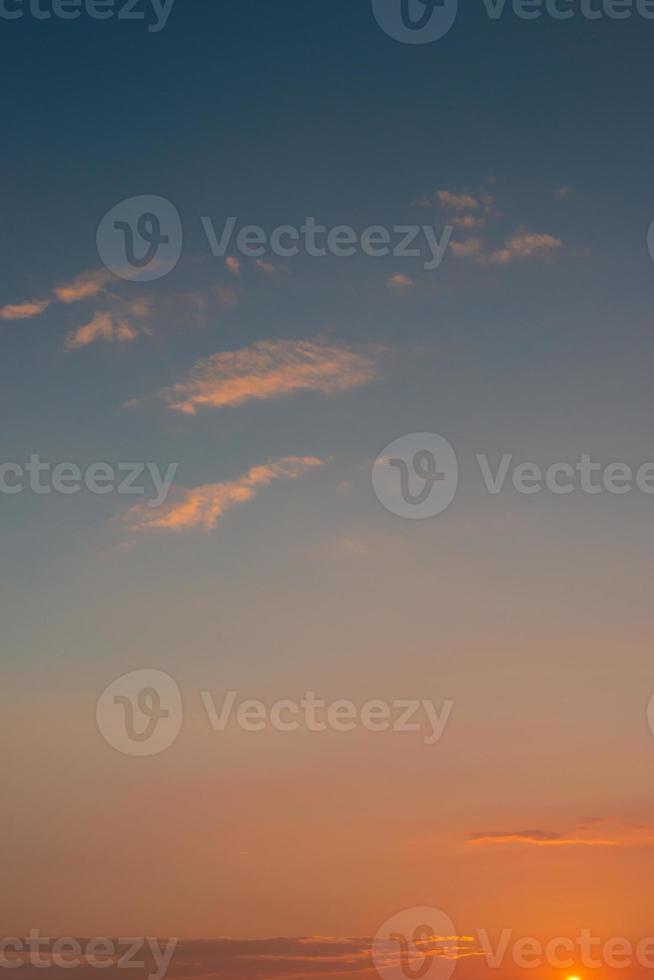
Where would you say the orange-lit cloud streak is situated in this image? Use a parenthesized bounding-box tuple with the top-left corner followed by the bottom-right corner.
(160, 339, 382, 415)
(0, 299, 51, 320)
(65, 299, 153, 350)
(467, 829, 622, 848)
(0, 268, 114, 321)
(130, 455, 325, 532)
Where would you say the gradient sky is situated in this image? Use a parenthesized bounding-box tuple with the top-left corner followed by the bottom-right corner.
(2, 2, 654, 979)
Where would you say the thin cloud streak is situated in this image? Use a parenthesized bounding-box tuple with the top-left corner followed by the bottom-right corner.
(53, 268, 114, 303)
(485, 232, 562, 264)
(0, 298, 51, 320)
(160, 339, 382, 415)
(65, 299, 152, 350)
(130, 456, 325, 532)
(467, 830, 619, 848)
(0, 267, 113, 321)
(8, 936, 484, 980)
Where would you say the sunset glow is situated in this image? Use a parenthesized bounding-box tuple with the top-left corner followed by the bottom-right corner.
(3, 4, 654, 980)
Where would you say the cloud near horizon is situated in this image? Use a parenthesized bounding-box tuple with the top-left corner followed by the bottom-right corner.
(159, 339, 382, 415)
(130, 456, 325, 532)
(1, 935, 483, 980)
(467, 829, 620, 848)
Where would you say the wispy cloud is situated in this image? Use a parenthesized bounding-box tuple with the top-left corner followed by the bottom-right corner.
(0, 267, 113, 322)
(159, 339, 382, 415)
(0, 298, 51, 320)
(467, 829, 619, 848)
(255, 259, 281, 276)
(451, 238, 483, 258)
(485, 231, 562, 264)
(387, 272, 413, 290)
(53, 268, 114, 303)
(9, 935, 483, 980)
(437, 190, 481, 211)
(225, 256, 241, 277)
(129, 456, 325, 532)
(65, 299, 153, 350)
(451, 214, 485, 229)
(434, 185, 561, 266)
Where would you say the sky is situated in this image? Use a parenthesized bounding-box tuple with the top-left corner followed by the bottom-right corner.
(2, 1, 654, 979)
